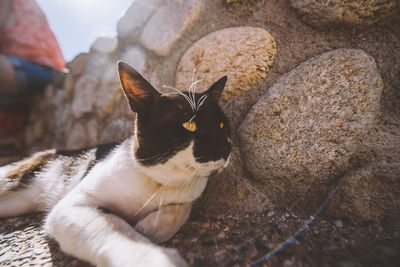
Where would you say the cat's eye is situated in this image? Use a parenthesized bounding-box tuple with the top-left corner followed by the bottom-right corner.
(220, 122, 224, 129)
(182, 121, 197, 132)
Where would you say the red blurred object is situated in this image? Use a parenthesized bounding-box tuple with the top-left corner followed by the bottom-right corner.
(0, 0, 66, 71)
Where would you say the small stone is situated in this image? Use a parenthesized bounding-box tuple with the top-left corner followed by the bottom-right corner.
(117, 0, 164, 42)
(290, 0, 400, 28)
(175, 27, 276, 103)
(33, 249, 45, 255)
(267, 211, 275, 217)
(92, 37, 118, 54)
(119, 46, 147, 73)
(72, 75, 98, 118)
(217, 231, 226, 239)
(140, 0, 204, 56)
(334, 220, 343, 228)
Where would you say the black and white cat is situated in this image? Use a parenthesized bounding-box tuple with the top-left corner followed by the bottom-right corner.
(0, 62, 231, 267)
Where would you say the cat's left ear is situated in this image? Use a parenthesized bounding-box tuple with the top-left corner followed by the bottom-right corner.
(203, 76, 227, 103)
(118, 61, 160, 113)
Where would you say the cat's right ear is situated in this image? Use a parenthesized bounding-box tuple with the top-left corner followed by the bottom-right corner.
(118, 61, 159, 113)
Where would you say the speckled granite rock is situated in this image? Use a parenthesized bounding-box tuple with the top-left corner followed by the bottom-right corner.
(238, 49, 383, 211)
(140, 0, 204, 56)
(175, 27, 276, 103)
(290, 0, 400, 28)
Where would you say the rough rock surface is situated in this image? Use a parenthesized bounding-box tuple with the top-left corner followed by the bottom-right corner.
(67, 122, 87, 149)
(290, 0, 400, 28)
(175, 27, 276, 103)
(96, 64, 122, 120)
(117, 0, 164, 42)
(119, 46, 147, 73)
(238, 49, 383, 209)
(140, 0, 204, 56)
(100, 119, 134, 144)
(91, 37, 118, 54)
(71, 75, 98, 118)
(328, 163, 400, 225)
(226, 0, 258, 3)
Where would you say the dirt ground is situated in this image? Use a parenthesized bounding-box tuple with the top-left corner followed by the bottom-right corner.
(1, 186, 399, 266)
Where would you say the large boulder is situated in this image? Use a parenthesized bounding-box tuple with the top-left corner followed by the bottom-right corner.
(328, 163, 400, 225)
(140, 0, 205, 56)
(175, 27, 276, 104)
(290, 0, 400, 28)
(238, 49, 383, 211)
(117, 0, 164, 43)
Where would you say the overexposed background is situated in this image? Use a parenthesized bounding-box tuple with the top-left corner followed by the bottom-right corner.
(37, 0, 134, 61)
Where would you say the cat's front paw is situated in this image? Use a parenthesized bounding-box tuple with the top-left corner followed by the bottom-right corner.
(99, 244, 187, 267)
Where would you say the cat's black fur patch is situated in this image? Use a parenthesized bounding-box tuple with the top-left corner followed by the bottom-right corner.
(11, 164, 43, 190)
(57, 142, 121, 179)
(57, 142, 120, 161)
(95, 142, 121, 161)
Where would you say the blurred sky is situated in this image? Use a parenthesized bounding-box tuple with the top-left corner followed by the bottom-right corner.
(36, 0, 134, 62)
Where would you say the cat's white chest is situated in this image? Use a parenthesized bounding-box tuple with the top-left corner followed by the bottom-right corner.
(77, 141, 208, 222)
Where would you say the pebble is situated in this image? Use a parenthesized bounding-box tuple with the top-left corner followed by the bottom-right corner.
(334, 220, 344, 228)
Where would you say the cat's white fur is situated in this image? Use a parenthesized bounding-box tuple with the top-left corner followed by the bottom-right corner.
(0, 137, 228, 266)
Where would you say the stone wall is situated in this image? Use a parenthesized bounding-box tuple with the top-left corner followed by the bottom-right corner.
(23, 0, 400, 225)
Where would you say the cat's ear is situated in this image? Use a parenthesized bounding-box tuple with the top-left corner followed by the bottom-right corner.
(118, 61, 159, 113)
(203, 76, 227, 103)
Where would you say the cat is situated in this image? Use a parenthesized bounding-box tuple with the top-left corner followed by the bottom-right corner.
(0, 61, 232, 267)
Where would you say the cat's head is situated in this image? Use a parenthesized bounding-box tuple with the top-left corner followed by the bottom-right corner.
(118, 62, 231, 184)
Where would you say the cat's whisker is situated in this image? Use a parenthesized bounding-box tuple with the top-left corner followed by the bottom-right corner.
(170, 166, 198, 200)
(162, 85, 196, 111)
(189, 68, 197, 108)
(196, 94, 208, 111)
(177, 168, 199, 204)
(153, 195, 163, 228)
(134, 189, 160, 216)
(222, 101, 232, 110)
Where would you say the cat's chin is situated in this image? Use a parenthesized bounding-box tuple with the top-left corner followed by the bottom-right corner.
(195, 155, 230, 177)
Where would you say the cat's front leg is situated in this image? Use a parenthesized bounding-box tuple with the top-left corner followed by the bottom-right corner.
(45, 197, 187, 267)
(135, 203, 192, 243)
